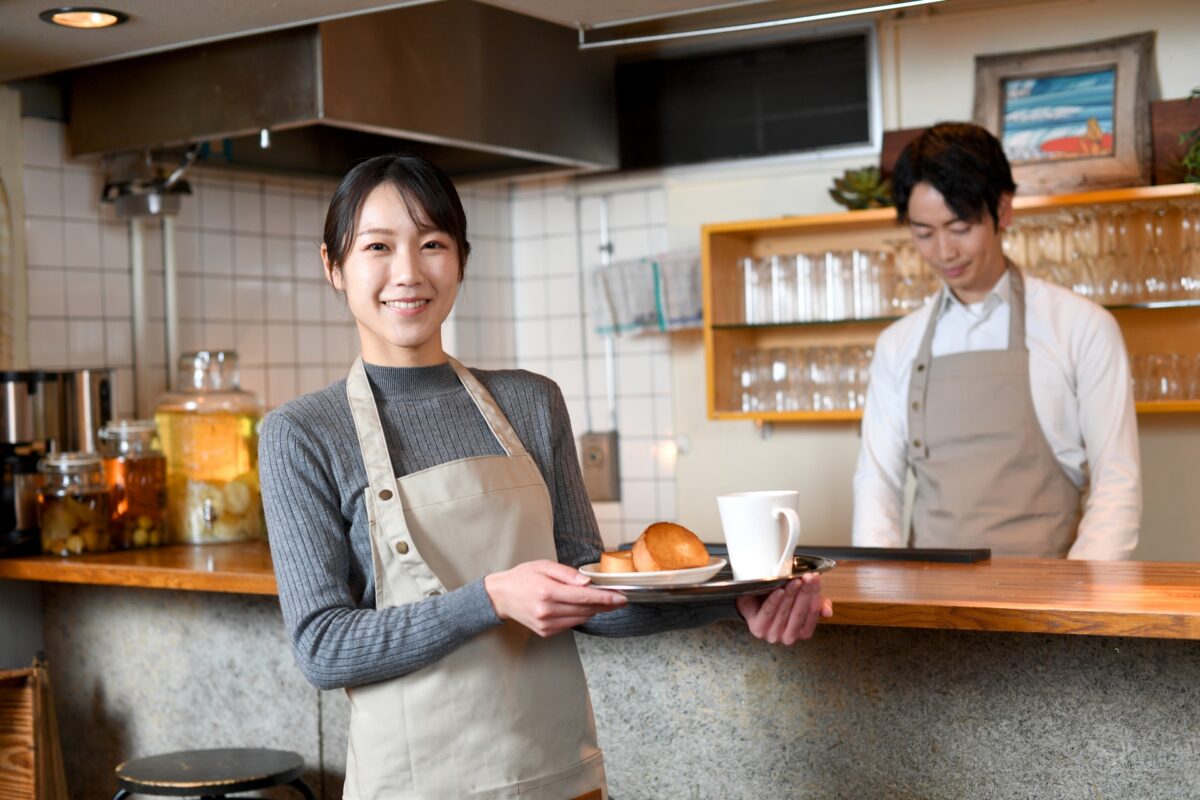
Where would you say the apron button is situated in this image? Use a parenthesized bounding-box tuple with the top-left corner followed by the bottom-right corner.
(912, 438, 922, 448)
(378, 489, 393, 501)
(395, 541, 409, 555)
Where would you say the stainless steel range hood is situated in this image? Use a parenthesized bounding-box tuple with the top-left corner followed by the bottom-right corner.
(65, 0, 617, 179)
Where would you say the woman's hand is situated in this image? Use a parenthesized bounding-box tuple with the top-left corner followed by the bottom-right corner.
(484, 560, 628, 637)
(735, 571, 832, 645)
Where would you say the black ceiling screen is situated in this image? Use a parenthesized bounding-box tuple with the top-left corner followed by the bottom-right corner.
(616, 32, 870, 169)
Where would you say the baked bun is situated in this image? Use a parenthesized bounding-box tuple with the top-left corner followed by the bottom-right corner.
(632, 522, 709, 572)
(599, 550, 634, 573)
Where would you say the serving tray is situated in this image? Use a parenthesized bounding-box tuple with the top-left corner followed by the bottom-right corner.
(600, 554, 836, 603)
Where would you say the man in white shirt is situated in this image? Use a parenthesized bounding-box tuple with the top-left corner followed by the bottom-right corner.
(852, 122, 1141, 559)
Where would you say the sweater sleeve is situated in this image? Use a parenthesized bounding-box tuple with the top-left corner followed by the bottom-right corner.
(260, 409, 502, 690)
(538, 382, 741, 635)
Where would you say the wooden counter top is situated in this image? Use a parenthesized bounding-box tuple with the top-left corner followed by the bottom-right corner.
(2, 544, 1199, 639)
(0, 542, 277, 595)
(820, 558, 1200, 640)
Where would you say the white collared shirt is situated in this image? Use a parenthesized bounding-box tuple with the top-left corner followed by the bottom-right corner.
(852, 271, 1141, 560)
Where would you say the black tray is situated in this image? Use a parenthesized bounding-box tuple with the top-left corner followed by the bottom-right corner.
(601, 554, 835, 604)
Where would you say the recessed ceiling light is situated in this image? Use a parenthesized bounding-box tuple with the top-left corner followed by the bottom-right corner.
(39, 7, 129, 29)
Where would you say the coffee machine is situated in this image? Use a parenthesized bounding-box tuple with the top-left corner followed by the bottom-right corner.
(1, 371, 55, 555)
(1, 368, 116, 555)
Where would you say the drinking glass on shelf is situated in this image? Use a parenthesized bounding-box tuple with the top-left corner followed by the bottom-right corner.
(822, 251, 852, 321)
(808, 346, 841, 411)
(768, 347, 794, 411)
(739, 257, 759, 323)
(789, 348, 813, 411)
(1138, 207, 1178, 299)
(1066, 209, 1101, 300)
(794, 253, 822, 323)
(732, 347, 768, 412)
(1002, 223, 1028, 270)
(768, 255, 797, 323)
(1098, 206, 1139, 303)
(1187, 354, 1200, 400)
(1179, 204, 1200, 298)
(1146, 353, 1186, 400)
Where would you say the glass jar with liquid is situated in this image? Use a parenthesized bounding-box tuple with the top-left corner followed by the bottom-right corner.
(98, 419, 167, 548)
(37, 452, 111, 555)
(155, 351, 264, 544)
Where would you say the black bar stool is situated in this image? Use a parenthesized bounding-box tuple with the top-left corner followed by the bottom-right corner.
(112, 748, 316, 799)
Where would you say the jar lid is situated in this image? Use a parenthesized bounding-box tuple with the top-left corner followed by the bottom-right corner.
(38, 451, 103, 472)
(176, 350, 241, 392)
(99, 419, 158, 438)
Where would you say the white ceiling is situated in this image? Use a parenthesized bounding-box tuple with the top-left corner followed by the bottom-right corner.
(0, 0, 750, 83)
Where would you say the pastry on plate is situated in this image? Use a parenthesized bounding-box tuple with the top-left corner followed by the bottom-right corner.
(631, 521, 709, 572)
(598, 550, 634, 573)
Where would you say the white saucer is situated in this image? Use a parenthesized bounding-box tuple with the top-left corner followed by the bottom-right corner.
(579, 557, 727, 587)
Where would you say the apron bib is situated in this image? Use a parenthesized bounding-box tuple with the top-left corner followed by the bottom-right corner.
(342, 356, 605, 799)
(907, 266, 1081, 557)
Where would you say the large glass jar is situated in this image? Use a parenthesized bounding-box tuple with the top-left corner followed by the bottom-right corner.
(98, 419, 168, 549)
(37, 452, 111, 555)
(155, 351, 264, 544)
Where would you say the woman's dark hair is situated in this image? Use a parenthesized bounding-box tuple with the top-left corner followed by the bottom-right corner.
(892, 122, 1017, 228)
(323, 153, 471, 278)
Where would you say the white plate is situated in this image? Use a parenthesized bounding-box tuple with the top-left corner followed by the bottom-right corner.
(579, 557, 727, 587)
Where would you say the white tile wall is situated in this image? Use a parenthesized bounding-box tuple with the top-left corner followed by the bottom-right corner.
(19, 117, 674, 543)
(19, 118, 356, 417)
(508, 179, 676, 547)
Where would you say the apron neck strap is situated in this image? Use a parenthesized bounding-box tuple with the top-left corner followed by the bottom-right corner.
(1005, 262, 1027, 351)
(344, 356, 529, 489)
(444, 356, 527, 457)
(915, 261, 1027, 362)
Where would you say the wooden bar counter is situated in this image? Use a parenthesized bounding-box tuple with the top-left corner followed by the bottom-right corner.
(3, 542, 1199, 639)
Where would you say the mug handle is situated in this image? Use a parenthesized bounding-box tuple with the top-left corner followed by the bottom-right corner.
(773, 507, 801, 577)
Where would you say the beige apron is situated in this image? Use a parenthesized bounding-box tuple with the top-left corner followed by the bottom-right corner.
(907, 266, 1081, 557)
(342, 356, 606, 800)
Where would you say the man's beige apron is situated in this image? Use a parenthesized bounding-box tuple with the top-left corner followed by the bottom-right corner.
(341, 356, 606, 799)
(906, 266, 1081, 557)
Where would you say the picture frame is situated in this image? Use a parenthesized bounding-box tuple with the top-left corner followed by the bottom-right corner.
(973, 32, 1155, 196)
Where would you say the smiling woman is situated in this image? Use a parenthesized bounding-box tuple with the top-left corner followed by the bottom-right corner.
(258, 152, 830, 799)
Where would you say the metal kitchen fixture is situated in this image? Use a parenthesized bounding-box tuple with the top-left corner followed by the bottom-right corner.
(101, 148, 199, 413)
(62, 0, 617, 179)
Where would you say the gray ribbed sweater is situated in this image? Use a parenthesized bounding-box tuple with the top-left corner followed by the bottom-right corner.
(259, 362, 737, 690)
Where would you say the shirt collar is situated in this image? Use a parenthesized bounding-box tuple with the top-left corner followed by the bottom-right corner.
(937, 267, 1012, 319)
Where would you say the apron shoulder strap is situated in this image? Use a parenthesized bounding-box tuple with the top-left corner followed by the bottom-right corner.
(346, 357, 405, 498)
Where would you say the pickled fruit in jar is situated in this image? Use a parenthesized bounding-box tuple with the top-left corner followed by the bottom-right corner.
(38, 491, 111, 556)
(168, 471, 265, 543)
(104, 452, 168, 549)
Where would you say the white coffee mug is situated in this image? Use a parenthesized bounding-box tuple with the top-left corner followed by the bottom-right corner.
(717, 490, 802, 580)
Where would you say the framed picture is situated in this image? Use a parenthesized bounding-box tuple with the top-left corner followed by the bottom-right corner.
(973, 32, 1155, 195)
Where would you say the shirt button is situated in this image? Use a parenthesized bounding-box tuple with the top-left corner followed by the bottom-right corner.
(395, 541, 409, 555)
(379, 489, 393, 501)
(911, 401, 920, 411)
(916, 364, 926, 372)
(912, 439, 922, 448)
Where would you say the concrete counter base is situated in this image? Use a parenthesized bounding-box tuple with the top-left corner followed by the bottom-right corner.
(37, 586, 1200, 799)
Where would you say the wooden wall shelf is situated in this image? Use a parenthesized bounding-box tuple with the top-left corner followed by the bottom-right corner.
(702, 183, 1200, 422)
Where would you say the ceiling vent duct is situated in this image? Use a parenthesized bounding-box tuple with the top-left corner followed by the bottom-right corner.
(64, 0, 617, 179)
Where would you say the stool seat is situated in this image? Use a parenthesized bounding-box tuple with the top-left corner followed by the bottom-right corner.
(113, 748, 314, 799)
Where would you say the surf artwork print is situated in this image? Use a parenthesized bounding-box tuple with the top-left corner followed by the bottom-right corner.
(999, 68, 1116, 163)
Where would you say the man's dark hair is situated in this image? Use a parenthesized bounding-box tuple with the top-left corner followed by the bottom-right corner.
(892, 122, 1017, 228)
(323, 152, 470, 279)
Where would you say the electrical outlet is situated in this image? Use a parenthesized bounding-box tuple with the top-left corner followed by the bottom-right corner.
(579, 431, 620, 502)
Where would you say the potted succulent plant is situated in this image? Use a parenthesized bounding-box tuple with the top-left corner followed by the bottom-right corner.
(829, 166, 893, 210)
